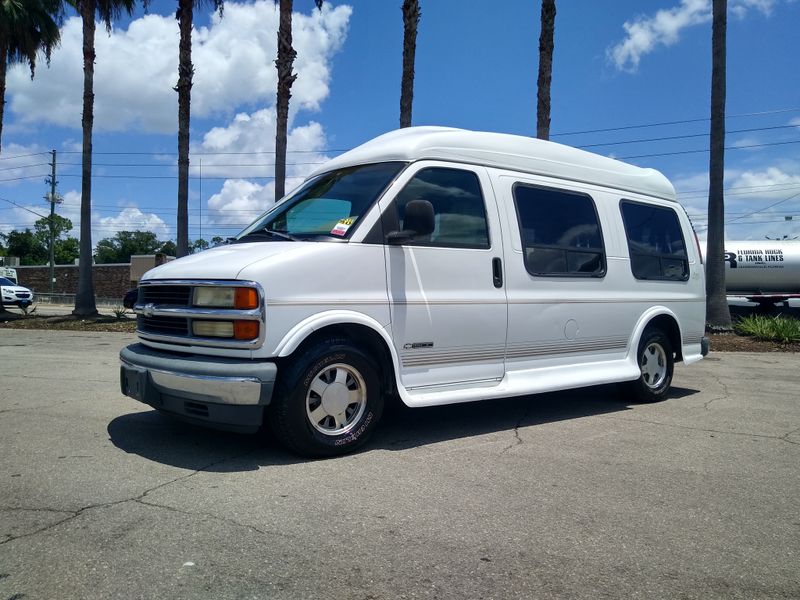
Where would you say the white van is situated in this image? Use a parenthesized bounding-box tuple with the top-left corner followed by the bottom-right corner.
(120, 127, 708, 456)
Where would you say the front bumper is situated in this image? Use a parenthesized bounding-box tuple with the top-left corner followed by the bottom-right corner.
(119, 343, 277, 433)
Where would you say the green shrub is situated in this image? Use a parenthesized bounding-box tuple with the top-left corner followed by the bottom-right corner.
(734, 314, 800, 344)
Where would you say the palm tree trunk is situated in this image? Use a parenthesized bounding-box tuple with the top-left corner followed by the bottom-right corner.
(400, 0, 420, 129)
(706, 0, 731, 330)
(176, 0, 193, 257)
(274, 0, 296, 202)
(536, 0, 556, 140)
(74, 0, 98, 317)
(0, 43, 7, 154)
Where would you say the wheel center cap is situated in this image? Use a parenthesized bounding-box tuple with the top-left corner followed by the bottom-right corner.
(321, 382, 350, 415)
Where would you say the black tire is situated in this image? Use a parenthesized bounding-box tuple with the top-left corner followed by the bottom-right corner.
(267, 338, 384, 457)
(623, 327, 674, 403)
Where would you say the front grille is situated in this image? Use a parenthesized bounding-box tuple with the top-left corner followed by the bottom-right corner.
(16, 293, 31, 298)
(138, 315, 189, 337)
(135, 281, 262, 348)
(139, 285, 192, 306)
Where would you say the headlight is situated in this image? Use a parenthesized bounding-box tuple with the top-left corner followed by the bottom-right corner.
(193, 286, 259, 309)
(193, 287, 235, 307)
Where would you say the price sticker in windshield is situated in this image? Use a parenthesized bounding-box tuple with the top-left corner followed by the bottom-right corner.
(331, 217, 357, 236)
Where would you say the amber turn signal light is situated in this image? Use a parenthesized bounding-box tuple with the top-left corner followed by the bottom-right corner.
(234, 287, 259, 309)
(234, 320, 259, 340)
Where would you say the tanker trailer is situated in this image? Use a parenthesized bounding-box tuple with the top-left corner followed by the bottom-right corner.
(703, 241, 800, 305)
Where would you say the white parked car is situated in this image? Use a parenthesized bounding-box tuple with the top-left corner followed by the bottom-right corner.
(120, 127, 708, 457)
(0, 277, 34, 308)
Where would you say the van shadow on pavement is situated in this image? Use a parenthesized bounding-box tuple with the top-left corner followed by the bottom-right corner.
(107, 383, 700, 470)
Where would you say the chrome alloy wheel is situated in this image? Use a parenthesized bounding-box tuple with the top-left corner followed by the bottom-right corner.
(305, 363, 367, 436)
(640, 341, 667, 389)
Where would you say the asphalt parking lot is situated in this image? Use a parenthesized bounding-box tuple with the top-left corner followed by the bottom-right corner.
(1, 329, 798, 599)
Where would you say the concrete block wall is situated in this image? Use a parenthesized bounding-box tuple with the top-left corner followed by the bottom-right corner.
(15, 264, 132, 299)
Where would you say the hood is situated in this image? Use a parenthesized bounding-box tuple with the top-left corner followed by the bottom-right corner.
(141, 241, 318, 282)
(1, 285, 31, 294)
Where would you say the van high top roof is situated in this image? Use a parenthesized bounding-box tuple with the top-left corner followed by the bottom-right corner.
(309, 127, 676, 202)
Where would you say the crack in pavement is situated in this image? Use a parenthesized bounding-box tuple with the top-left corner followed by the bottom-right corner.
(501, 404, 533, 454)
(702, 374, 730, 411)
(0, 401, 71, 417)
(607, 415, 800, 446)
(0, 448, 261, 547)
(779, 426, 800, 445)
(134, 498, 293, 541)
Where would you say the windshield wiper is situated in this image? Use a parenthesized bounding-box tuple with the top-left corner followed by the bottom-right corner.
(237, 228, 300, 242)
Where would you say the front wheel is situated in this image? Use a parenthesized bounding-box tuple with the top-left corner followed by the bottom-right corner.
(268, 338, 384, 457)
(623, 328, 674, 403)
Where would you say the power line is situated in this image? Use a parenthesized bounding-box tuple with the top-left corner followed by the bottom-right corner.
(677, 182, 800, 196)
(0, 151, 50, 162)
(56, 173, 281, 181)
(0, 162, 50, 173)
(618, 139, 800, 160)
(58, 160, 328, 167)
(0, 196, 49, 220)
(0, 173, 50, 183)
(58, 149, 348, 156)
(551, 107, 800, 137)
(679, 184, 800, 202)
(726, 189, 800, 225)
(576, 124, 798, 150)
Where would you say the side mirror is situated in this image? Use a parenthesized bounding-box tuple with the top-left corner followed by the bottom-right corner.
(387, 199, 435, 245)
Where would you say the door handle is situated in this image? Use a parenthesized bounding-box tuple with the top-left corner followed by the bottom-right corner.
(492, 257, 503, 288)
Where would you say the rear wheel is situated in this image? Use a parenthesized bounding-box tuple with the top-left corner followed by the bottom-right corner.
(268, 338, 384, 457)
(623, 327, 674, 403)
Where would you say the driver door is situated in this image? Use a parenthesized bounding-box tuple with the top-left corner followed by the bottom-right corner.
(379, 162, 508, 390)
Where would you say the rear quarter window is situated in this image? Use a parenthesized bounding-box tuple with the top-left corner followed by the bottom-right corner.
(620, 200, 689, 281)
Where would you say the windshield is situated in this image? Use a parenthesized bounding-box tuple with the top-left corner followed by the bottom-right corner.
(235, 162, 405, 242)
(0, 277, 14, 286)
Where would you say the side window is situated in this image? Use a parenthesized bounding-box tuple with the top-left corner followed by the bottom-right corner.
(390, 167, 490, 249)
(620, 200, 689, 281)
(513, 184, 606, 277)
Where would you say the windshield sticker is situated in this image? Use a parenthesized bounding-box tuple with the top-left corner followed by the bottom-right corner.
(331, 217, 357, 237)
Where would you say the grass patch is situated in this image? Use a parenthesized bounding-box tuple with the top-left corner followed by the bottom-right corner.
(734, 314, 800, 344)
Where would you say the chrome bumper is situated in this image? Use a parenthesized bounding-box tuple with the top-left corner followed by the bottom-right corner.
(119, 343, 277, 433)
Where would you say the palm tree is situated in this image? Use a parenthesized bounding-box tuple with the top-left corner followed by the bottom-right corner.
(706, 0, 731, 330)
(399, 0, 420, 129)
(70, 0, 141, 317)
(0, 0, 62, 154)
(175, 0, 223, 258)
(536, 0, 556, 140)
(274, 0, 323, 202)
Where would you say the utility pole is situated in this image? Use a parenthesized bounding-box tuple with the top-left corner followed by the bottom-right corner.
(44, 150, 63, 296)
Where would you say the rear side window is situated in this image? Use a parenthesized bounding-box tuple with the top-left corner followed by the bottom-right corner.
(620, 200, 688, 281)
(513, 184, 605, 277)
(389, 167, 490, 249)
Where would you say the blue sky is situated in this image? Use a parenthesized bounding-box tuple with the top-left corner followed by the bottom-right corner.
(1, 0, 799, 249)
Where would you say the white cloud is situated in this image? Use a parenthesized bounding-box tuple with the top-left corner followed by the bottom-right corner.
(197, 109, 328, 177)
(6, 1, 352, 133)
(674, 165, 800, 240)
(608, 0, 776, 72)
(206, 178, 276, 229)
(0, 189, 170, 253)
(0, 143, 51, 187)
(98, 207, 169, 240)
(201, 110, 331, 226)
